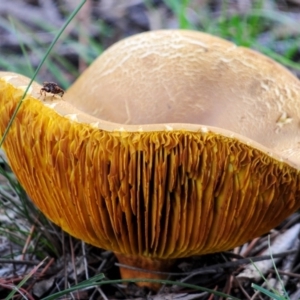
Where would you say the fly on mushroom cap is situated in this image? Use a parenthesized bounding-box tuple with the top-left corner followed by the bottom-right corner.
(40, 81, 64, 100)
(1, 30, 300, 290)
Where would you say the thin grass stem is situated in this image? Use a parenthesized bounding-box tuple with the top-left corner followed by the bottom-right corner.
(0, 0, 86, 149)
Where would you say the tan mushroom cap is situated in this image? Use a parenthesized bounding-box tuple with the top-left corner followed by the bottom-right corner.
(68, 30, 300, 167)
(1, 30, 300, 284)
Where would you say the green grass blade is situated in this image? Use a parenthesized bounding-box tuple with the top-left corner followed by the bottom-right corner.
(251, 283, 286, 300)
(43, 277, 241, 300)
(164, 0, 194, 29)
(80, 278, 240, 299)
(267, 236, 289, 299)
(8, 17, 35, 76)
(5, 259, 47, 300)
(0, 0, 86, 148)
(42, 274, 105, 300)
(254, 42, 300, 72)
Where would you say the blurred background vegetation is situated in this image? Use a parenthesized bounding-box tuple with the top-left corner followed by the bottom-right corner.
(1, 1, 300, 299)
(0, 0, 299, 88)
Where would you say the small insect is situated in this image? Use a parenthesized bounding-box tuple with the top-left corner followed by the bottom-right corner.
(40, 82, 65, 100)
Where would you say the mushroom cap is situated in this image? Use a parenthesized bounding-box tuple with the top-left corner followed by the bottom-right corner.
(1, 30, 300, 260)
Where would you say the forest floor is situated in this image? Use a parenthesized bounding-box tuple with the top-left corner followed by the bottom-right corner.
(1, 1, 300, 299)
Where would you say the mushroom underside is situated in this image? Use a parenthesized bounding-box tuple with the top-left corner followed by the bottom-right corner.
(1, 30, 300, 290)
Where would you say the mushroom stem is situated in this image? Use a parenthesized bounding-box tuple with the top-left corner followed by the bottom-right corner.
(115, 253, 175, 291)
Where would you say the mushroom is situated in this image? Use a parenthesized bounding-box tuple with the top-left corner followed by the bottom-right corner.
(1, 30, 300, 290)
